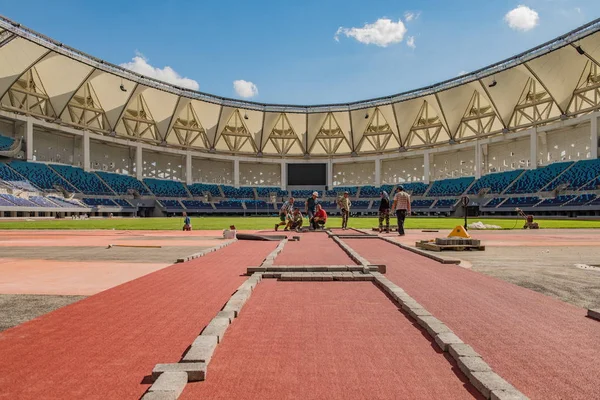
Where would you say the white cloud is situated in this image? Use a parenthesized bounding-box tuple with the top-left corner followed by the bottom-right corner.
(406, 36, 416, 49)
(504, 5, 539, 32)
(404, 11, 420, 22)
(233, 80, 258, 98)
(334, 18, 407, 47)
(119, 53, 199, 90)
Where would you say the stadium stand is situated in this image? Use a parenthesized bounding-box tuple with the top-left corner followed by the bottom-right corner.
(243, 200, 272, 210)
(0, 134, 15, 151)
(500, 197, 542, 208)
(221, 185, 254, 199)
(329, 186, 358, 196)
(188, 183, 221, 198)
(358, 186, 379, 198)
(82, 198, 118, 207)
(380, 184, 395, 194)
(95, 171, 150, 195)
(215, 200, 244, 209)
(484, 197, 505, 207)
(48, 196, 85, 208)
(427, 177, 474, 197)
(0, 164, 39, 192)
(352, 200, 370, 209)
(291, 189, 316, 198)
(537, 195, 578, 207)
(255, 187, 287, 198)
(29, 196, 60, 208)
(181, 200, 213, 209)
(468, 170, 523, 194)
(403, 182, 429, 196)
(10, 161, 77, 192)
(0, 197, 15, 207)
(158, 199, 184, 209)
(544, 159, 600, 191)
(113, 198, 135, 208)
(412, 199, 435, 208)
(506, 162, 573, 194)
(434, 199, 458, 208)
(588, 196, 600, 206)
(50, 164, 113, 195)
(319, 201, 338, 210)
(144, 178, 189, 198)
(0, 194, 36, 207)
(568, 194, 596, 206)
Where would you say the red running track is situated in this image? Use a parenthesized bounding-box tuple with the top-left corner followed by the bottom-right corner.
(345, 239, 600, 400)
(181, 280, 482, 400)
(0, 241, 277, 400)
(274, 232, 356, 265)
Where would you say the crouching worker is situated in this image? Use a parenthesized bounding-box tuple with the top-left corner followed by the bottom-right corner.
(289, 208, 303, 231)
(182, 212, 192, 231)
(275, 197, 294, 231)
(311, 204, 327, 230)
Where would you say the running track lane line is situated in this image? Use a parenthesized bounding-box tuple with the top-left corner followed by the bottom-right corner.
(0, 240, 277, 400)
(344, 238, 600, 400)
(180, 280, 483, 400)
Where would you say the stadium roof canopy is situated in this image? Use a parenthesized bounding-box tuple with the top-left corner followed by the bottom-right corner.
(1, 15, 600, 158)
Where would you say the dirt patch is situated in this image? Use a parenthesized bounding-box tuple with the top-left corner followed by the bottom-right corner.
(0, 246, 212, 263)
(0, 294, 86, 332)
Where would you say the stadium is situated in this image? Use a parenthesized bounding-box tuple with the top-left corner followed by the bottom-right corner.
(0, 6, 599, 400)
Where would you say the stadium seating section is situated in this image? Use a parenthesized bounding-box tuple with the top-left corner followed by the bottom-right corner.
(427, 177, 474, 197)
(291, 189, 316, 199)
(403, 182, 429, 196)
(485, 198, 505, 207)
(221, 185, 254, 199)
(0, 163, 39, 191)
(47, 196, 85, 208)
(434, 199, 458, 208)
(181, 200, 213, 209)
(10, 161, 77, 192)
(113, 198, 134, 208)
(96, 171, 150, 195)
(352, 200, 370, 209)
(50, 164, 113, 195)
(216, 200, 243, 209)
(568, 194, 596, 206)
(358, 186, 379, 198)
(545, 159, 600, 191)
(537, 195, 577, 207)
(468, 170, 523, 194)
(82, 198, 117, 207)
(188, 183, 221, 197)
(412, 199, 435, 208)
(0, 194, 36, 207)
(243, 200, 272, 210)
(506, 162, 573, 194)
(158, 199, 184, 209)
(500, 197, 541, 208)
(29, 196, 60, 208)
(144, 178, 189, 198)
(0, 134, 15, 151)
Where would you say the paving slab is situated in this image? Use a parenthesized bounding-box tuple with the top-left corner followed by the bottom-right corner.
(470, 371, 516, 399)
(449, 343, 481, 360)
(457, 356, 492, 376)
(490, 389, 530, 400)
(141, 391, 178, 400)
(201, 317, 230, 343)
(587, 308, 600, 321)
(183, 335, 218, 364)
(434, 332, 464, 352)
(152, 363, 206, 382)
(148, 371, 188, 396)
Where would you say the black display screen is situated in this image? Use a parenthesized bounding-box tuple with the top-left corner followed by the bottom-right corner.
(287, 164, 326, 186)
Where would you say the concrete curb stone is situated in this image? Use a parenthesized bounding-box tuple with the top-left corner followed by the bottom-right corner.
(152, 363, 206, 382)
(147, 372, 188, 397)
(434, 332, 464, 352)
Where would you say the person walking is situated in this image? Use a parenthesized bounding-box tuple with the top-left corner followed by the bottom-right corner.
(391, 185, 411, 236)
(378, 190, 391, 233)
(305, 191, 319, 230)
(338, 191, 351, 230)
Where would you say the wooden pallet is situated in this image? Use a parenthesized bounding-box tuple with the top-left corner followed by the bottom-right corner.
(416, 241, 486, 252)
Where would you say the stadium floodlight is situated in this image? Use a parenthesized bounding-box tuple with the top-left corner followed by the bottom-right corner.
(575, 45, 585, 55)
(488, 79, 497, 88)
(119, 84, 127, 92)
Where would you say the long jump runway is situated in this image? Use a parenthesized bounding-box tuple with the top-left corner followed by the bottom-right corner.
(345, 238, 600, 400)
(181, 280, 482, 400)
(0, 240, 277, 400)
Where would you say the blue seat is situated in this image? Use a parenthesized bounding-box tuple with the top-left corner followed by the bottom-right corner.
(243, 200, 272, 210)
(434, 199, 458, 208)
(215, 200, 244, 209)
(427, 177, 474, 197)
(29, 196, 60, 208)
(468, 170, 523, 194)
(568, 194, 596, 206)
(113, 198, 134, 208)
(545, 159, 600, 191)
(411, 199, 435, 208)
(358, 186, 379, 198)
(181, 200, 213, 209)
(0, 164, 39, 192)
(159, 199, 184, 209)
(0, 134, 15, 151)
(144, 178, 189, 198)
(255, 187, 287, 198)
(82, 198, 118, 207)
(50, 164, 113, 195)
(291, 189, 316, 199)
(484, 197, 505, 207)
(499, 197, 541, 207)
(537, 195, 577, 207)
(48, 196, 85, 208)
(352, 200, 370, 209)
(188, 183, 221, 197)
(506, 162, 573, 194)
(0, 194, 36, 207)
(95, 171, 150, 195)
(10, 161, 77, 192)
(221, 185, 254, 199)
(403, 182, 429, 196)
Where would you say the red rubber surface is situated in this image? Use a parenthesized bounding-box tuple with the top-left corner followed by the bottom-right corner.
(0, 241, 277, 400)
(345, 239, 600, 400)
(181, 280, 482, 400)
(274, 232, 356, 265)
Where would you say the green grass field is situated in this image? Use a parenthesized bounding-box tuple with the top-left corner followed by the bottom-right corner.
(0, 216, 599, 230)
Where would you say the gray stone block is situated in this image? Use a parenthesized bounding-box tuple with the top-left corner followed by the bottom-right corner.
(403, 299, 424, 309)
(587, 308, 600, 321)
(328, 265, 348, 272)
(322, 275, 333, 281)
(201, 317, 230, 343)
(247, 267, 266, 273)
(215, 310, 235, 323)
(232, 289, 251, 302)
(407, 308, 432, 318)
(434, 332, 464, 352)
(368, 264, 387, 273)
(183, 336, 218, 364)
(416, 315, 442, 329)
(222, 299, 244, 317)
(152, 363, 206, 382)
(491, 389, 529, 400)
(141, 391, 178, 400)
(449, 343, 481, 360)
(457, 356, 491, 376)
(470, 371, 515, 399)
(426, 322, 452, 337)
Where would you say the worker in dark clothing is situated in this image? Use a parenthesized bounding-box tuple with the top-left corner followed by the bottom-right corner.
(378, 191, 390, 233)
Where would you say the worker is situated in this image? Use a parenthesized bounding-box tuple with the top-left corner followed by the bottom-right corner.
(311, 203, 327, 230)
(275, 197, 294, 231)
(305, 191, 319, 224)
(289, 208, 304, 231)
(338, 191, 351, 230)
(378, 190, 390, 233)
(182, 212, 192, 231)
(391, 185, 411, 236)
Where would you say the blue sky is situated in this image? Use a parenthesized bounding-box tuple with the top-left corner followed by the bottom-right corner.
(1, 0, 599, 104)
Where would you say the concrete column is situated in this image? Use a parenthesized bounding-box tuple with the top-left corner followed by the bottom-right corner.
(327, 160, 333, 188)
(591, 114, 599, 159)
(185, 152, 192, 185)
(474, 142, 482, 179)
(26, 117, 33, 161)
(529, 128, 538, 168)
(135, 144, 143, 180)
(423, 151, 431, 184)
(82, 130, 90, 171)
(233, 159, 239, 188)
(280, 161, 287, 190)
(374, 159, 381, 187)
